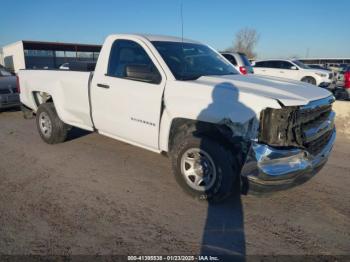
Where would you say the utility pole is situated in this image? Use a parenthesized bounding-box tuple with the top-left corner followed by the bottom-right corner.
(305, 47, 310, 58)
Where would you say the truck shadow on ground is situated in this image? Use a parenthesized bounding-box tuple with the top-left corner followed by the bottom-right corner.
(201, 191, 245, 259)
(195, 81, 258, 259)
(66, 127, 92, 141)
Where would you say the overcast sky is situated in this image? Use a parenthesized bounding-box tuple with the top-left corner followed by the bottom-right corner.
(1, 0, 349, 59)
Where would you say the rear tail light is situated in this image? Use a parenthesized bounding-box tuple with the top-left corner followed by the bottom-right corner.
(344, 72, 350, 88)
(239, 66, 247, 75)
(16, 75, 21, 93)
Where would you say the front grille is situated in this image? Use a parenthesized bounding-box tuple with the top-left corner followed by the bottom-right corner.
(0, 89, 11, 94)
(329, 73, 333, 79)
(258, 96, 335, 151)
(304, 130, 333, 155)
(298, 97, 335, 156)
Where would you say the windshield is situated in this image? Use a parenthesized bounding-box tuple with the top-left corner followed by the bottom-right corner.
(152, 41, 238, 80)
(292, 60, 310, 69)
(0, 69, 12, 77)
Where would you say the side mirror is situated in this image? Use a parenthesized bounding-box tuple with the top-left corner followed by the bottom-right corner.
(290, 66, 298, 70)
(125, 64, 161, 84)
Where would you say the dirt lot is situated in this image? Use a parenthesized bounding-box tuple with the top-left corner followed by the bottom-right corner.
(0, 108, 349, 256)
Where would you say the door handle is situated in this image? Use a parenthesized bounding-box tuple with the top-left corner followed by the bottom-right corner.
(97, 83, 110, 89)
(279, 71, 284, 73)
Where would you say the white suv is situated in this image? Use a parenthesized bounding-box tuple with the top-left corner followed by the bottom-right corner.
(253, 59, 334, 87)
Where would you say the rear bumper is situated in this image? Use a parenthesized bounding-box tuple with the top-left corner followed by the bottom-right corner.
(240, 129, 336, 193)
(0, 93, 20, 109)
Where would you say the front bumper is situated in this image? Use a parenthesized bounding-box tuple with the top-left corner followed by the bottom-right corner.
(240, 129, 336, 193)
(0, 93, 20, 109)
(319, 80, 336, 89)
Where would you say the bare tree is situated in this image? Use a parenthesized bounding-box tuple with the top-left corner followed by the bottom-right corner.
(226, 28, 260, 59)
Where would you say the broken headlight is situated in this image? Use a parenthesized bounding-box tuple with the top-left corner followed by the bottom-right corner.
(258, 107, 300, 147)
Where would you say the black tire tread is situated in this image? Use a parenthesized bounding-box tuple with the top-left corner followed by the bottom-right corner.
(301, 76, 317, 85)
(36, 103, 68, 144)
(170, 124, 237, 202)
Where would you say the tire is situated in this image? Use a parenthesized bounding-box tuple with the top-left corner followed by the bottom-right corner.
(301, 76, 317, 85)
(36, 103, 68, 144)
(170, 132, 238, 202)
(21, 104, 35, 119)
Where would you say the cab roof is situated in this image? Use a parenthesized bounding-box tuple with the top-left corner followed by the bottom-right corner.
(110, 34, 200, 44)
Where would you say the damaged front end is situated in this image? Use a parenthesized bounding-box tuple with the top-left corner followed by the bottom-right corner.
(258, 106, 300, 147)
(220, 117, 260, 141)
(239, 96, 336, 194)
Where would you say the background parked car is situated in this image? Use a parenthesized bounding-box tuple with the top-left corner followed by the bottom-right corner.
(59, 63, 70, 70)
(307, 64, 330, 71)
(253, 59, 335, 88)
(220, 52, 254, 75)
(326, 63, 342, 73)
(0, 68, 20, 110)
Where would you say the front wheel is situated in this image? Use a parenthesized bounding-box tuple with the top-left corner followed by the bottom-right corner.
(301, 76, 317, 85)
(170, 134, 238, 202)
(36, 103, 69, 144)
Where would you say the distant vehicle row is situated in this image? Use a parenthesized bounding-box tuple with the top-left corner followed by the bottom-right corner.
(219, 55, 336, 88)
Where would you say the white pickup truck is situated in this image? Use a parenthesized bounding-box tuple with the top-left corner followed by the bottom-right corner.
(18, 34, 336, 201)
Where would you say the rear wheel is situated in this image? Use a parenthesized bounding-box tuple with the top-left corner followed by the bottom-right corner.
(171, 133, 238, 202)
(301, 76, 317, 85)
(36, 103, 68, 144)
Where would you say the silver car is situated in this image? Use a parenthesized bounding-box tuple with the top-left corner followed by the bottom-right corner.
(0, 68, 20, 110)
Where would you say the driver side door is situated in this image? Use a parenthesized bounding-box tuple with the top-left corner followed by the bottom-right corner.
(91, 39, 166, 151)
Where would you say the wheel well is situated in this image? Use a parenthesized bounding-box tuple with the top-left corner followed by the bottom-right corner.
(168, 118, 248, 193)
(33, 91, 53, 108)
(168, 118, 236, 153)
(301, 76, 316, 81)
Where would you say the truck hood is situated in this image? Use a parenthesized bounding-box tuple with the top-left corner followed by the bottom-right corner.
(193, 74, 332, 106)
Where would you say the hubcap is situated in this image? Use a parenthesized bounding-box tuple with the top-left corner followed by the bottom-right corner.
(180, 148, 216, 192)
(39, 112, 52, 138)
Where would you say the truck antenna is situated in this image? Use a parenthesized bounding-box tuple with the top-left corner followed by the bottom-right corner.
(180, 1, 184, 42)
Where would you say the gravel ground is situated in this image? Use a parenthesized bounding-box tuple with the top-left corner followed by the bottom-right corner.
(0, 109, 349, 257)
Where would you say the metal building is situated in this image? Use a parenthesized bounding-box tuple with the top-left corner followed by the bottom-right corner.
(2, 40, 101, 73)
(299, 58, 350, 66)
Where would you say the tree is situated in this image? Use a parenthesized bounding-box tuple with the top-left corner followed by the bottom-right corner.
(227, 28, 260, 59)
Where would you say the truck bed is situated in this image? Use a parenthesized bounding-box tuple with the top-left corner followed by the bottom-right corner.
(19, 70, 94, 131)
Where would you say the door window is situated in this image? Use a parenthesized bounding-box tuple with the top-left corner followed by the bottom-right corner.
(107, 40, 161, 84)
(279, 61, 294, 69)
(266, 61, 280, 68)
(255, 61, 278, 68)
